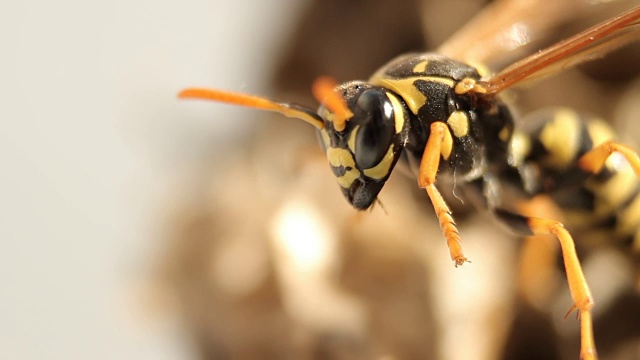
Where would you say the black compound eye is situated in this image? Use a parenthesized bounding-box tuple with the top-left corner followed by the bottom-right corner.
(353, 89, 395, 169)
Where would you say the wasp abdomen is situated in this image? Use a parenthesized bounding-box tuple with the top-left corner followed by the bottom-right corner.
(510, 108, 640, 251)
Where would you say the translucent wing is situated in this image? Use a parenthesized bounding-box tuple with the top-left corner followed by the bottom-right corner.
(433, 0, 620, 67)
(478, 6, 640, 95)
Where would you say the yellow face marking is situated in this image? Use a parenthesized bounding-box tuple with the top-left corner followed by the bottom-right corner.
(370, 76, 455, 115)
(386, 93, 405, 134)
(412, 60, 429, 73)
(363, 145, 395, 180)
(347, 125, 359, 153)
(539, 109, 581, 168)
(446, 110, 469, 138)
(326, 147, 360, 188)
(337, 168, 361, 188)
(327, 147, 355, 168)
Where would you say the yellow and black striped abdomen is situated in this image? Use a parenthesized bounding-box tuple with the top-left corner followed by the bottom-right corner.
(514, 108, 640, 254)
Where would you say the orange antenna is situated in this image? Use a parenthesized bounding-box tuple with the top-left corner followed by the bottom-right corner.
(178, 88, 325, 129)
(312, 77, 353, 132)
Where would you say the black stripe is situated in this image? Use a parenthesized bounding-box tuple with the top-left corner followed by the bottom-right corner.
(330, 165, 352, 177)
(575, 121, 594, 159)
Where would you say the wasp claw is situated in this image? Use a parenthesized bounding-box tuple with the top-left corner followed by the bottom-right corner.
(563, 304, 580, 320)
(453, 257, 470, 267)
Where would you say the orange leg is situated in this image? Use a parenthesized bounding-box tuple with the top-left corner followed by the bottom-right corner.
(579, 140, 640, 176)
(495, 208, 597, 360)
(418, 121, 468, 266)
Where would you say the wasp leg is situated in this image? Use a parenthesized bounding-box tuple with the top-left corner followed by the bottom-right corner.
(578, 140, 640, 176)
(493, 208, 596, 360)
(418, 121, 468, 266)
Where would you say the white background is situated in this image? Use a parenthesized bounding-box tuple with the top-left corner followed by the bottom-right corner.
(0, 0, 309, 358)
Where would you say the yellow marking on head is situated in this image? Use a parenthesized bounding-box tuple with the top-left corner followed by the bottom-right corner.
(337, 168, 361, 188)
(386, 93, 405, 134)
(326, 147, 360, 188)
(446, 111, 469, 138)
(412, 60, 429, 73)
(363, 145, 395, 180)
(370, 76, 455, 115)
(539, 109, 581, 168)
(347, 125, 359, 153)
(454, 78, 476, 95)
(327, 147, 356, 168)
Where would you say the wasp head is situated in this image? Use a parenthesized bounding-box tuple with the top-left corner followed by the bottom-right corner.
(315, 81, 410, 209)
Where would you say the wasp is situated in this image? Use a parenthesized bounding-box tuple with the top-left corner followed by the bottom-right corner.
(179, 4, 640, 359)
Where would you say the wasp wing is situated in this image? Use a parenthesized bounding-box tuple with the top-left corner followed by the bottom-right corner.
(477, 6, 640, 95)
(433, 0, 599, 67)
(437, 0, 589, 64)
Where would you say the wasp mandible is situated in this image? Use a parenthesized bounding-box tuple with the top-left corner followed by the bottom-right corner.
(179, 4, 640, 359)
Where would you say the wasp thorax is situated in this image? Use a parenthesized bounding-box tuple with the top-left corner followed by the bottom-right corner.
(316, 81, 410, 209)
